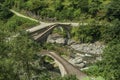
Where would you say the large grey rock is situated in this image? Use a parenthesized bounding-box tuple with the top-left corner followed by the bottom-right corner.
(75, 63, 85, 68)
(74, 57, 83, 64)
(47, 34, 66, 44)
(68, 57, 83, 65)
(68, 56, 85, 68)
(55, 38, 65, 44)
(47, 35, 56, 43)
(47, 38, 55, 43)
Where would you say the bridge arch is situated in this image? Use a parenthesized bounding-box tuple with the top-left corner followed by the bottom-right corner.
(48, 24, 71, 44)
(41, 53, 68, 77)
(51, 24, 71, 39)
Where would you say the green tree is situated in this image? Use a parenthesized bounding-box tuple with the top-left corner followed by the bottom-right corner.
(97, 40, 120, 80)
(0, 24, 20, 80)
(101, 19, 120, 42)
(0, 0, 13, 20)
(106, 0, 120, 20)
(9, 33, 40, 80)
(0, 21, 41, 79)
(88, 0, 102, 17)
(71, 0, 89, 13)
(71, 21, 101, 43)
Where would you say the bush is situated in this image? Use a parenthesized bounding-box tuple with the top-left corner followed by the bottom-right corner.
(71, 21, 101, 43)
(98, 40, 120, 80)
(83, 76, 105, 80)
(84, 65, 100, 76)
(106, 0, 120, 21)
(101, 19, 120, 42)
(0, 0, 13, 20)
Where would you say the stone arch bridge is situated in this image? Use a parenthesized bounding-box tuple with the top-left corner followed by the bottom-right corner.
(27, 23, 72, 43)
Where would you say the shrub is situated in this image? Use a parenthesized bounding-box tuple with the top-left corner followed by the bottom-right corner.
(98, 40, 120, 80)
(71, 21, 101, 43)
(101, 19, 120, 43)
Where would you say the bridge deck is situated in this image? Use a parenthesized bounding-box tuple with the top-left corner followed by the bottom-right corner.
(41, 50, 87, 80)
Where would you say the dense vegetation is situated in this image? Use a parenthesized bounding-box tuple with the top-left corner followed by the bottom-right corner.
(6, 0, 109, 21)
(0, 0, 120, 80)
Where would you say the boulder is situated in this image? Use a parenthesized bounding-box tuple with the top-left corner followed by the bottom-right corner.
(55, 38, 65, 44)
(75, 63, 85, 68)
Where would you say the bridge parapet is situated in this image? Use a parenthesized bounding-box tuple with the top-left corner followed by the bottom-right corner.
(26, 23, 55, 34)
(26, 23, 73, 34)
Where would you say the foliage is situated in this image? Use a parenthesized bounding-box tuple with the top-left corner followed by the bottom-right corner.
(0, 31, 41, 80)
(106, 0, 120, 21)
(84, 65, 100, 76)
(83, 76, 105, 80)
(0, 0, 13, 20)
(71, 21, 101, 43)
(71, 19, 120, 43)
(98, 40, 120, 80)
(10, 0, 110, 21)
(101, 19, 120, 42)
(88, 0, 103, 17)
(0, 13, 41, 80)
(52, 27, 69, 38)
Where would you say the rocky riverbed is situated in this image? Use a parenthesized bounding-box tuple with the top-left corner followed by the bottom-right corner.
(47, 34, 106, 69)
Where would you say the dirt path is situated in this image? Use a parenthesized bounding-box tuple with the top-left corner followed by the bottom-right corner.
(10, 9, 39, 23)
